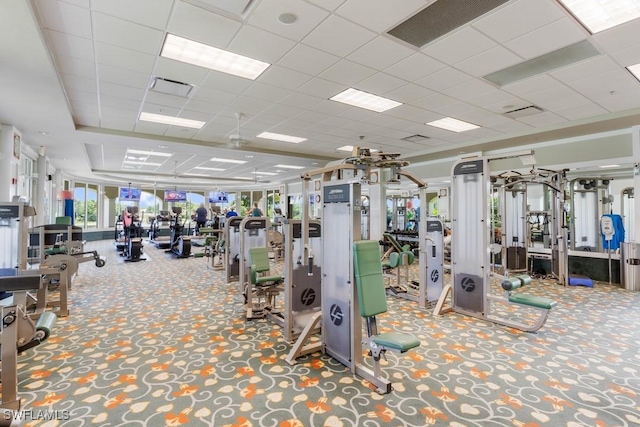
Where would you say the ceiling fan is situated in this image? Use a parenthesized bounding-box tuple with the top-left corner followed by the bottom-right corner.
(251, 168, 271, 184)
(228, 112, 250, 148)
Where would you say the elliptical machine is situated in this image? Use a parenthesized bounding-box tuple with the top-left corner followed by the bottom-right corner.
(122, 206, 145, 262)
(166, 207, 191, 258)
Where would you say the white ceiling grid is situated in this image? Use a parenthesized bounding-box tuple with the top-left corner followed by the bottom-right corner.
(0, 0, 639, 187)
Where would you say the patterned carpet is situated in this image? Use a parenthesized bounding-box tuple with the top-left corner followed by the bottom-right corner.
(11, 239, 640, 426)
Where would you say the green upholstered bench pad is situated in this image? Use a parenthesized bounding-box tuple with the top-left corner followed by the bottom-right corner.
(353, 241, 387, 317)
(255, 275, 283, 285)
(508, 293, 557, 309)
(374, 332, 420, 352)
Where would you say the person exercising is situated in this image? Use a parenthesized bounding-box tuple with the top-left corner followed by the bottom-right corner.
(250, 202, 263, 217)
(195, 203, 207, 234)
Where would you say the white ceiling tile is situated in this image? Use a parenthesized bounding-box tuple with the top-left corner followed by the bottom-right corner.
(100, 94, 143, 112)
(473, 0, 566, 43)
(99, 81, 146, 101)
(279, 92, 324, 109)
(143, 92, 189, 109)
(347, 36, 415, 70)
(168, 1, 242, 48)
(555, 103, 609, 121)
(200, 71, 253, 94)
(384, 84, 434, 103)
(67, 88, 98, 104)
(357, 73, 407, 95)
(229, 96, 275, 114)
(565, 70, 640, 110)
(228, 25, 296, 64)
(517, 111, 567, 127)
(184, 99, 226, 115)
(441, 78, 496, 100)
(296, 78, 344, 98)
(140, 103, 181, 117)
(504, 18, 586, 60)
(310, 99, 350, 115)
(45, 30, 94, 62)
(550, 55, 619, 84)
(502, 74, 563, 97)
(242, 82, 291, 103)
(306, 0, 346, 12)
(164, 127, 200, 139)
(294, 110, 332, 123)
(132, 120, 168, 135)
(277, 44, 340, 75)
(56, 56, 95, 79)
(423, 27, 498, 65)
(95, 42, 156, 75)
(248, 0, 329, 42)
(610, 45, 640, 68)
(466, 89, 527, 112)
(319, 60, 376, 86)
(436, 101, 481, 119)
(34, 0, 92, 38)
(415, 67, 472, 92)
(265, 103, 304, 118)
(406, 109, 442, 124)
(153, 57, 210, 87)
(100, 116, 136, 132)
(92, 0, 173, 30)
(336, 0, 428, 33)
(98, 64, 150, 88)
(455, 46, 523, 77)
(190, 86, 237, 104)
(338, 106, 379, 121)
(257, 65, 313, 90)
(385, 53, 446, 82)
(302, 15, 376, 57)
(592, 18, 640, 53)
(93, 12, 164, 55)
(61, 74, 96, 93)
(411, 92, 459, 111)
(73, 112, 100, 127)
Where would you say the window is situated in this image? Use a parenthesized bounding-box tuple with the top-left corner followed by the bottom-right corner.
(73, 182, 98, 229)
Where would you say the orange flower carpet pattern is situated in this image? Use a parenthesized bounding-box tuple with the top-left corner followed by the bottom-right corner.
(14, 240, 640, 426)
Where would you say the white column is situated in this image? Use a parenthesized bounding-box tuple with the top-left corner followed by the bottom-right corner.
(368, 169, 387, 241)
(632, 126, 640, 241)
(0, 125, 21, 201)
(35, 151, 47, 225)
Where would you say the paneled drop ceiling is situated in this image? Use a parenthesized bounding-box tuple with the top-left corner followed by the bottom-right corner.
(1, 0, 640, 188)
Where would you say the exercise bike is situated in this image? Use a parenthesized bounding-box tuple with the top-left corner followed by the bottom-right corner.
(166, 207, 191, 258)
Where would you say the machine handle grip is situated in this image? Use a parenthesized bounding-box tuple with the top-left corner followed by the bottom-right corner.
(308, 256, 314, 276)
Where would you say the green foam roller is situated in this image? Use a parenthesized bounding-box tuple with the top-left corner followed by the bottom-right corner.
(403, 251, 415, 265)
(501, 277, 522, 291)
(388, 252, 400, 269)
(35, 311, 57, 341)
(516, 275, 532, 286)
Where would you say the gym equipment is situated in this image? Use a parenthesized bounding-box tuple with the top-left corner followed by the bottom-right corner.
(381, 232, 415, 294)
(621, 242, 640, 291)
(276, 219, 322, 343)
(353, 240, 420, 393)
(434, 154, 559, 332)
(288, 150, 425, 393)
(149, 211, 172, 249)
(245, 247, 283, 320)
(621, 187, 635, 241)
(239, 217, 270, 319)
(421, 218, 444, 306)
(0, 275, 57, 413)
(569, 177, 613, 252)
(116, 206, 145, 262)
(224, 216, 244, 283)
(165, 207, 191, 258)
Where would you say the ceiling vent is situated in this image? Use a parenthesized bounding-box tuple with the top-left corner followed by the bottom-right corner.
(402, 134, 430, 143)
(503, 105, 544, 119)
(388, 0, 509, 48)
(484, 40, 601, 86)
(149, 77, 194, 98)
(181, 0, 259, 21)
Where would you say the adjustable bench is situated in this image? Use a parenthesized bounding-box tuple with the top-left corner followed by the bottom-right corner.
(245, 247, 284, 319)
(353, 240, 420, 393)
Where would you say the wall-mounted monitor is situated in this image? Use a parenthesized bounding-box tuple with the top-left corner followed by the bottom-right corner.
(164, 190, 187, 202)
(208, 191, 228, 203)
(119, 187, 141, 201)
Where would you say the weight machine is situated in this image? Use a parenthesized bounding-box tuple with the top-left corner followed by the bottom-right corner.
(224, 216, 243, 283)
(569, 177, 613, 252)
(434, 153, 560, 332)
(287, 150, 423, 393)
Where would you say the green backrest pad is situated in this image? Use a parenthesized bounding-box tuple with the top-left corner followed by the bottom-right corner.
(383, 233, 404, 253)
(55, 216, 72, 225)
(249, 247, 271, 273)
(353, 241, 388, 318)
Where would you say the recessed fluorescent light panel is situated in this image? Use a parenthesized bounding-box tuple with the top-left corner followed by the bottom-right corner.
(337, 145, 379, 152)
(123, 161, 162, 166)
(254, 172, 278, 176)
(426, 117, 480, 132)
(628, 63, 640, 81)
(558, 0, 640, 34)
(599, 164, 620, 168)
(274, 164, 305, 170)
(256, 132, 307, 143)
(127, 149, 173, 157)
(161, 33, 270, 80)
(330, 88, 402, 113)
(209, 157, 247, 164)
(194, 166, 226, 171)
(139, 112, 205, 129)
